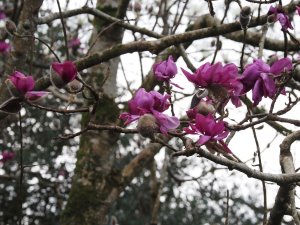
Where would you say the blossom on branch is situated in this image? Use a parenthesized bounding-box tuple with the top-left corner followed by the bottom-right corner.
(268, 6, 293, 30)
(0, 41, 10, 53)
(50, 61, 78, 88)
(181, 62, 242, 107)
(183, 113, 231, 153)
(0, 151, 15, 163)
(68, 38, 81, 49)
(238, 57, 292, 106)
(0, 10, 6, 20)
(7, 71, 48, 101)
(120, 88, 179, 135)
(153, 56, 177, 82)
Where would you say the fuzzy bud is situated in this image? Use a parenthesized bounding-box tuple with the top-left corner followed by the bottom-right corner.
(5, 20, 17, 36)
(267, 54, 279, 66)
(137, 114, 159, 138)
(239, 6, 251, 30)
(196, 101, 215, 115)
(66, 79, 83, 93)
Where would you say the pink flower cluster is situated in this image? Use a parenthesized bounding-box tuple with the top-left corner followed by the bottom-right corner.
(120, 54, 293, 153)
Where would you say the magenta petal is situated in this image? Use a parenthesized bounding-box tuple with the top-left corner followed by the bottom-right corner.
(270, 57, 292, 75)
(231, 95, 242, 107)
(252, 79, 263, 106)
(219, 140, 232, 154)
(25, 91, 49, 102)
(119, 112, 140, 125)
(152, 111, 180, 134)
(1, 151, 15, 163)
(51, 61, 77, 84)
(198, 135, 212, 145)
(260, 73, 276, 98)
(9, 71, 35, 94)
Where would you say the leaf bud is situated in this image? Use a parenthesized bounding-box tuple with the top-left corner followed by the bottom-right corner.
(239, 6, 251, 30)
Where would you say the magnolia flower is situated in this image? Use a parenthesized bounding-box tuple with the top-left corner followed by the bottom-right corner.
(183, 113, 231, 153)
(7, 71, 48, 101)
(50, 61, 78, 88)
(0, 11, 6, 20)
(182, 62, 242, 107)
(68, 38, 81, 49)
(120, 88, 179, 135)
(0, 41, 10, 53)
(0, 151, 15, 163)
(268, 6, 293, 30)
(153, 56, 177, 82)
(238, 57, 292, 106)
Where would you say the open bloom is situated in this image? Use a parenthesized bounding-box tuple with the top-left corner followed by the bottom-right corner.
(50, 61, 78, 88)
(182, 62, 242, 107)
(120, 88, 180, 134)
(8, 71, 48, 101)
(183, 113, 231, 153)
(238, 57, 292, 106)
(268, 6, 293, 30)
(0, 151, 15, 163)
(153, 56, 177, 82)
(0, 41, 10, 53)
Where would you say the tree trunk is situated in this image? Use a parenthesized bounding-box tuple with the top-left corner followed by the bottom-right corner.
(60, 0, 127, 224)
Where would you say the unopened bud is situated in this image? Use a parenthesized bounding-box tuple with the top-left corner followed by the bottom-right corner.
(197, 101, 215, 115)
(5, 20, 17, 36)
(137, 114, 159, 138)
(239, 6, 251, 30)
(267, 54, 279, 66)
(66, 79, 83, 93)
(133, 1, 142, 13)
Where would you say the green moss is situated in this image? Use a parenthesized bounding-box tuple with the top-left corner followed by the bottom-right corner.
(60, 183, 101, 225)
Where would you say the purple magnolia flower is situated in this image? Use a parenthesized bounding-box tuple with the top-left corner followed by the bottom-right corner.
(68, 38, 81, 49)
(0, 41, 10, 53)
(0, 11, 6, 20)
(8, 71, 48, 101)
(120, 88, 179, 134)
(0, 151, 15, 163)
(239, 57, 292, 106)
(297, 6, 300, 15)
(183, 113, 231, 153)
(51, 61, 77, 83)
(268, 6, 293, 30)
(153, 56, 177, 82)
(182, 62, 242, 107)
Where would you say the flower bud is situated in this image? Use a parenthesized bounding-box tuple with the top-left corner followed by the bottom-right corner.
(66, 79, 83, 93)
(50, 61, 78, 89)
(239, 6, 251, 29)
(5, 20, 17, 36)
(137, 114, 159, 138)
